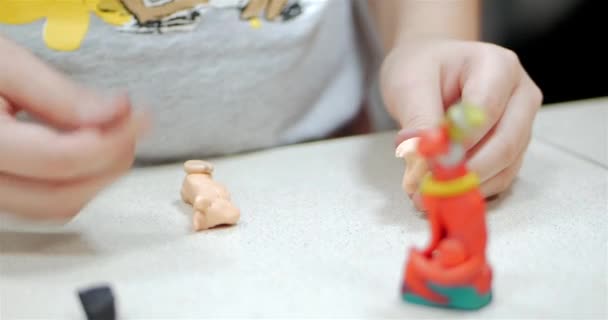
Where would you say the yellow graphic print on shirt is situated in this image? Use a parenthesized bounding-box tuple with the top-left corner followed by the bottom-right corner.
(0, 0, 303, 51)
(0, 0, 132, 51)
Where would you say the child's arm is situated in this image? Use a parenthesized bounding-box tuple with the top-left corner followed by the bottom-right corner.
(368, 0, 480, 51)
(0, 35, 148, 220)
(368, 0, 543, 209)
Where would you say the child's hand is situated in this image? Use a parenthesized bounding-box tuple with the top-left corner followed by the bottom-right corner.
(0, 36, 148, 220)
(381, 37, 543, 210)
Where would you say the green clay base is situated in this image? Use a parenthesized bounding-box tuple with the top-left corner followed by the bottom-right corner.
(402, 283, 492, 310)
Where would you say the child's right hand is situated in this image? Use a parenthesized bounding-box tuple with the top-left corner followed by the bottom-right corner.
(0, 36, 148, 220)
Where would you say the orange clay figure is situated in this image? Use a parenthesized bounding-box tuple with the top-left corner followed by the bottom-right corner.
(395, 102, 492, 310)
(180, 160, 240, 231)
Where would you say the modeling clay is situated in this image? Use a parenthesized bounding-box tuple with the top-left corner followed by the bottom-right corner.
(77, 284, 116, 320)
(396, 102, 493, 310)
(180, 160, 240, 231)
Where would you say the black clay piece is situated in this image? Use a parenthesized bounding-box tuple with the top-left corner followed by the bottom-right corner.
(78, 285, 116, 320)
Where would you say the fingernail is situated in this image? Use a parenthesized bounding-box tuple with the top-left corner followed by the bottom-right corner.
(395, 128, 420, 147)
(396, 148, 405, 158)
(396, 137, 419, 158)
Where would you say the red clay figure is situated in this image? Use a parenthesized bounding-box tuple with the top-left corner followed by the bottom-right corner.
(395, 102, 493, 310)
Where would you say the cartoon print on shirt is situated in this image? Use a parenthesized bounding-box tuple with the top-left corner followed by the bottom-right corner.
(0, 0, 304, 51)
(116, 0, 209, 33)
(240, 0, 287, 20)
(116, 0, 303, 34)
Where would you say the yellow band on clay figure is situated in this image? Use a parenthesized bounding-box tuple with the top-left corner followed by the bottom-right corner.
(420, 172, 480, 197)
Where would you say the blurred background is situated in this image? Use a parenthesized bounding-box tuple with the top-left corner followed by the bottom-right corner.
(483, 0, 605, 104)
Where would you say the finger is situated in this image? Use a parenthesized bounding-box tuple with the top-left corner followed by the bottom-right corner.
(0, 108, 147, 180)
(402, 157, 428, 196)
(0, 36, 127, 128)
(0, 151, 134, 220)
(396, 139, 426, 190)
(395, 137, 419, 158)
(411, 192, 425, 212)
(410, 153, 525, 212)
(0, 96, 15, 120)
(460, 45, 522, 148)
(466, 124, 496, 161)
(394, 128, 422, 149)
(382, 57, 445, 133)
(479, 153, 524, 197)
(467, 73, 542, 183)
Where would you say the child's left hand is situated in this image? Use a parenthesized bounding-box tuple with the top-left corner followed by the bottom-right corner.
(381, 37, 543, 210)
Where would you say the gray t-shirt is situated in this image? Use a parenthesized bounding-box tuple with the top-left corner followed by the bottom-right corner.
(0, 0, 367, 161)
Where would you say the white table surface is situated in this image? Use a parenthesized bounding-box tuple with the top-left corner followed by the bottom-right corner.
(533, 97, 607, 167)
(1, 100, 607, 319)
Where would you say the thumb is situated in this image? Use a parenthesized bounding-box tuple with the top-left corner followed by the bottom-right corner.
(0, 36, 126, 128)
(382, 57, 445, 138)
(395, 137, 428, 197)
(382, 59, 443, 197)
